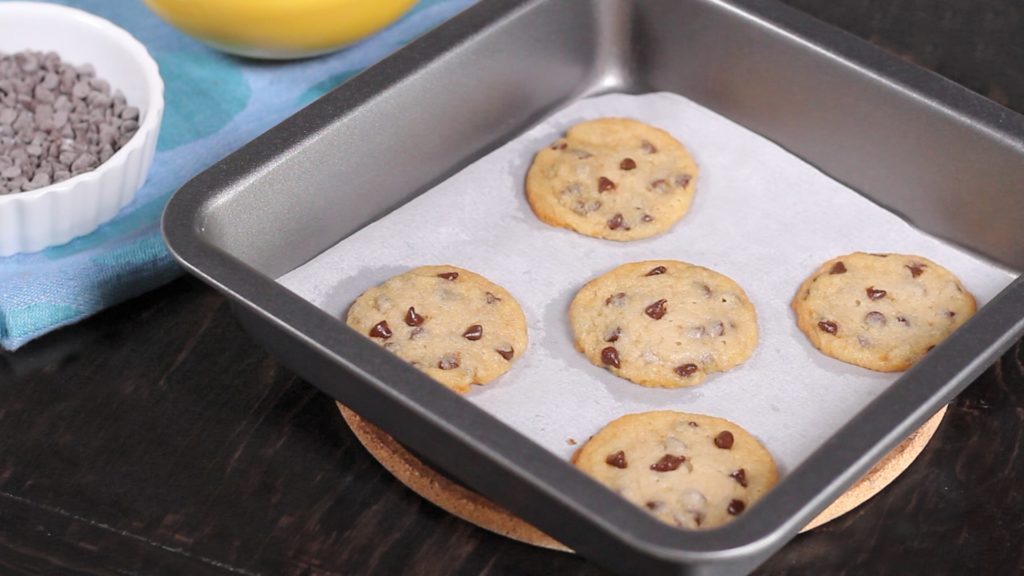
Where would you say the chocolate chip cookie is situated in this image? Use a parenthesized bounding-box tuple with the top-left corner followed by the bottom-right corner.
(525, 117, 698, 240)
(569, 260, 758, 387)
(573, 411, 778, 530)
(792, 252, 976, 372)
(346, 265, 528, 393)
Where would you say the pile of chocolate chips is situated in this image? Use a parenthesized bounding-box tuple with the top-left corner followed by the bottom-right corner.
(0, 50, 140, 195)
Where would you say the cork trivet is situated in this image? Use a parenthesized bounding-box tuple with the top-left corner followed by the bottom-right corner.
(338, 403, 946, 549)
(801, 405, 947, 531)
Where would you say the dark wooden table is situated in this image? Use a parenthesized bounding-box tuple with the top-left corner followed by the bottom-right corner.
(3, 2, 1023, 574)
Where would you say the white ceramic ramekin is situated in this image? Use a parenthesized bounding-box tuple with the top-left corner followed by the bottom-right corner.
(0, 2, 164, 256)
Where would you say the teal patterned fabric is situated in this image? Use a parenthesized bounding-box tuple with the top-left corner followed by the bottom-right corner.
(0, 0, 475, 350)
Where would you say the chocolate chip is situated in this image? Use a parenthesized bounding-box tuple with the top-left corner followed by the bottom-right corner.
(927, 345, 936, 352)
(907, 263, 926, 278)
(650, 454, 686, 472)
(864, 311, 886, 327)
(496, 346, 514, 361)
(645, 299, 668, 320)
(730, 468, 748, 488)
(601, 346, 621, 368)
(866, 287, 887, 300)
(674, 174, 691, 187)
(438, 352, 461, 370)
(620, 158, 636, 170)
(897, 315, 911, 326)
(645, 501, 661, 510)
(674, 363, 698, 377)
(71, 153, 97, 174)
(641, 140, 658, 154)
(605, 292, 626, 307)
(485, 291, 502, 304)
(404, 307, 425, 326)
(645, 266, 667, 276)
(369, 321, 392, 339)
(829, 261, 847, 274)
(946, 310, 956, 318)
(608, 213, 624, 230)
(437, 272, 459, 280)
(714, 431, 734, 449)
(604, 327, 621, 343)
(598, 176, 616, 192)
(409, 326, 425, 340)
(650, 178, 667, 192)
(727, 499, 746, 515)
(606, 450, 627, 468)
(641, 214, 654, 222)
(463, 324, 483, 340)
(688, 421, 699, 427)
(818, 320, 838, 335)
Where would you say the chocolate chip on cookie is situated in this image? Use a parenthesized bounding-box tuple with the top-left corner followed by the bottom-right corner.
(644, 299, 668, 320)
(714, 431, 735, 449)
(817, 320, 838, 334)
(606, 450, 628, 468)
(463, 324, 483, 340)
(369, 321, 392, 339)
(645, 265, 667, 276)
(601, 346, 622, 368)
(866, 287, 887, 300)
(650, 454, 686, 472)
(674, 363, 699, 378)
(404, 307, 425, 326)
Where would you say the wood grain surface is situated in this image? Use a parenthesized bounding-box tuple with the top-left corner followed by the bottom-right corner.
(3, 2, 1024, 574)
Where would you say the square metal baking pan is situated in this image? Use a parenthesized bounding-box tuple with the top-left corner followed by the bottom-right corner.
(162, 0, 1024, 573)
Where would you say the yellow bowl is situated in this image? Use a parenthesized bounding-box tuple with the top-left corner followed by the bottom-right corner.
(144, 0, 418, 59)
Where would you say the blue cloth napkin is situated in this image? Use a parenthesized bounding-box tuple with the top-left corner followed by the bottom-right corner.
(0, 0, 475, 350)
